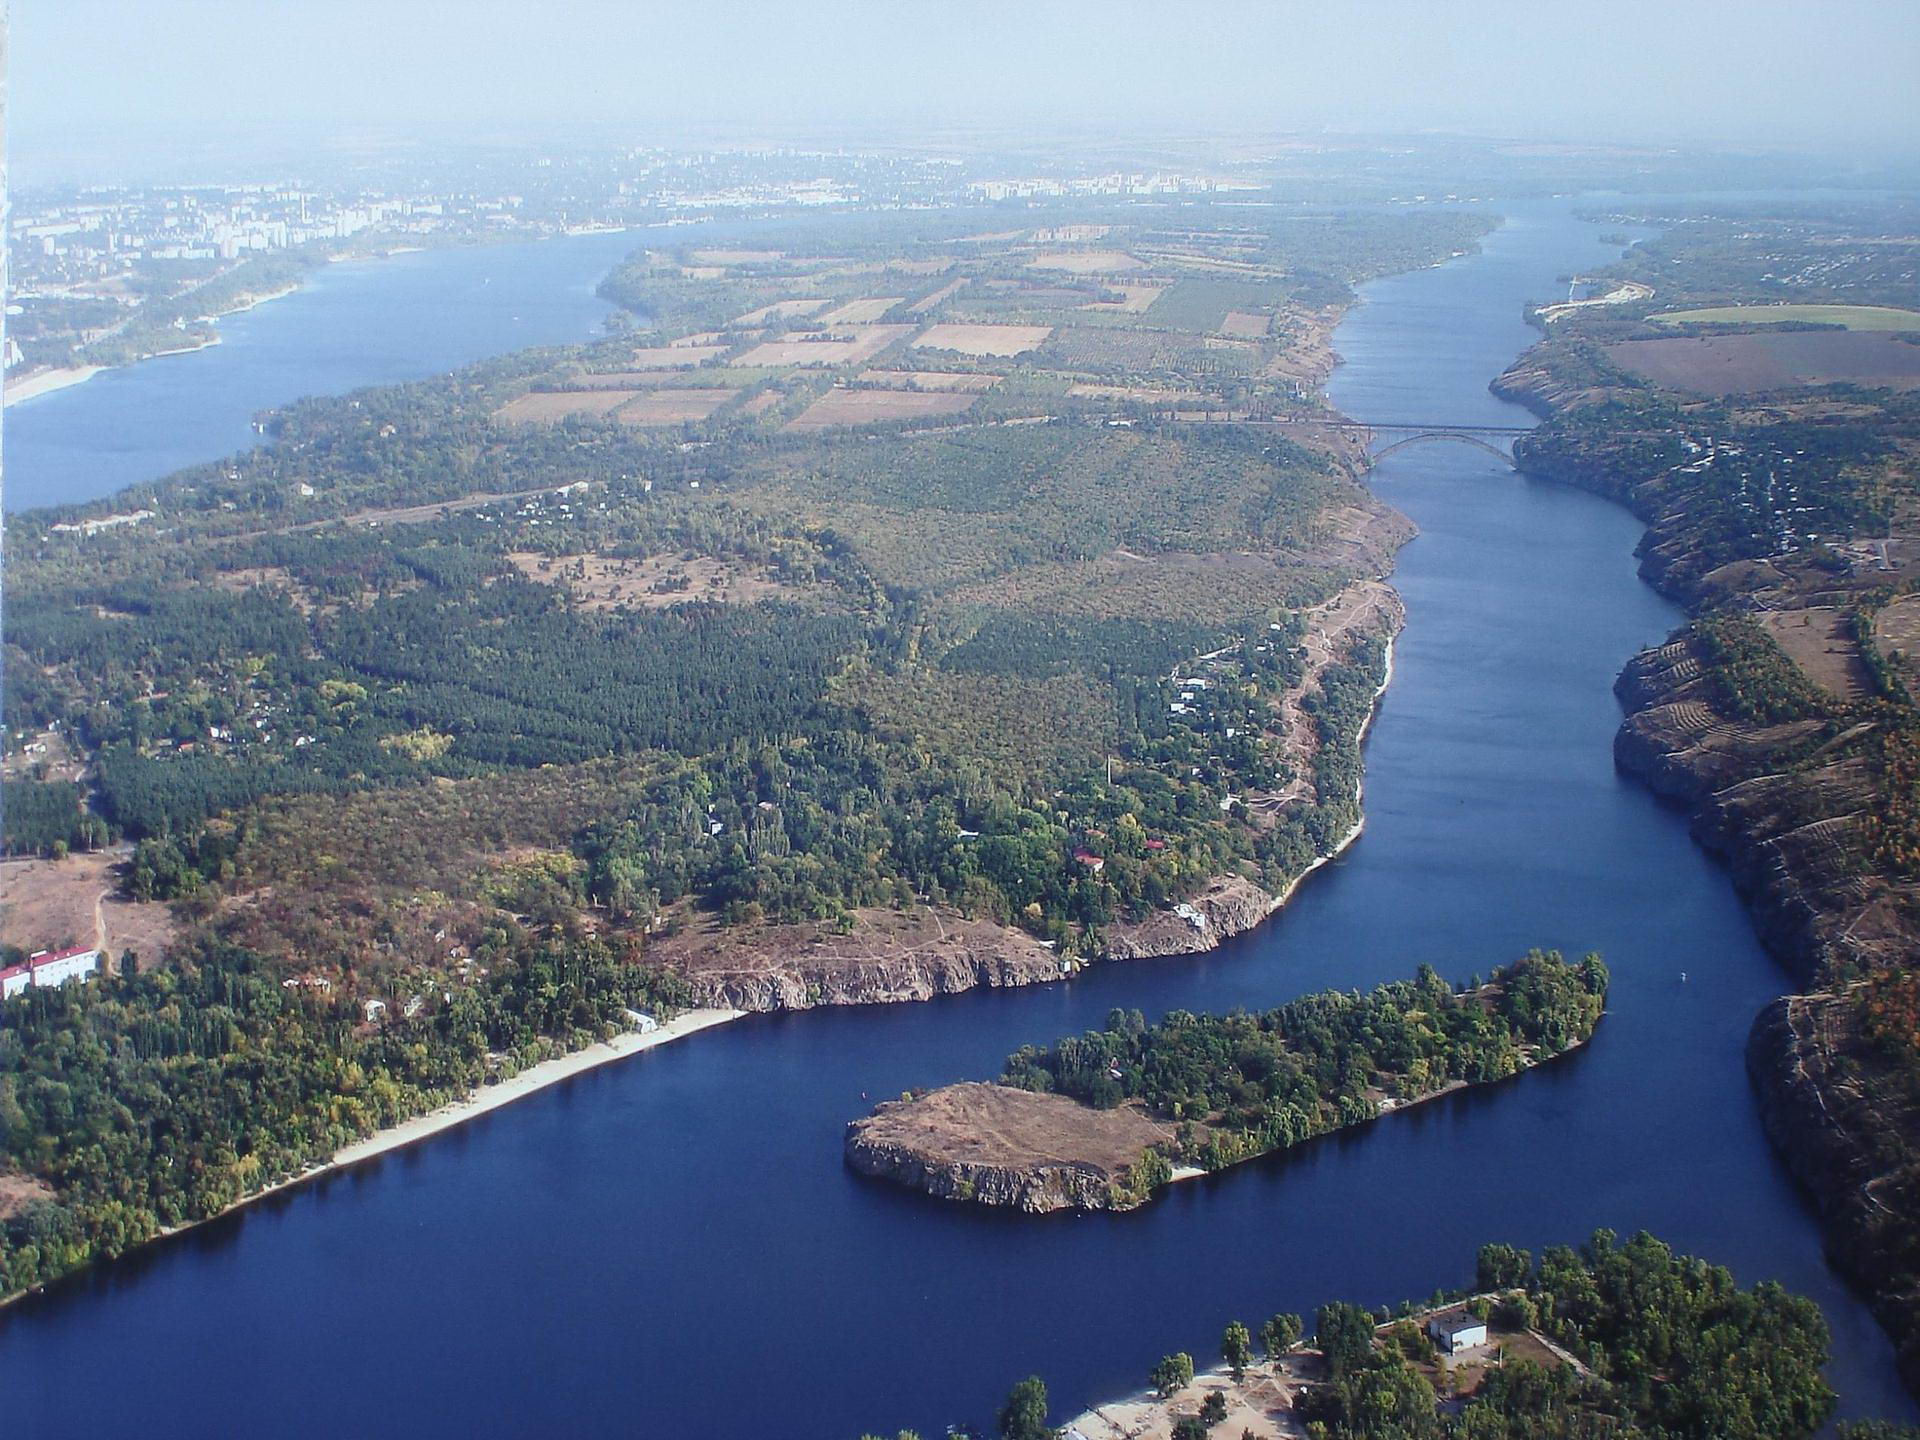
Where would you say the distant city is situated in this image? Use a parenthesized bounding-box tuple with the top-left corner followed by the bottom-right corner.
(4, 147, 1258, 382)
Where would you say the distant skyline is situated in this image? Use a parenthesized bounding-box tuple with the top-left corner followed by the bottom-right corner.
(13, 0, 1920, 183)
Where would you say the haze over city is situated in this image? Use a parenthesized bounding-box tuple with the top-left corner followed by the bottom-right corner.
(12, 0, 1920, 182)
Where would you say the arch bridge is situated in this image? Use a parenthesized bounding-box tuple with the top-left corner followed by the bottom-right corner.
(1367, 429, 1517, 465)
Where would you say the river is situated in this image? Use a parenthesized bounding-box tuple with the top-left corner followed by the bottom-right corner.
(4, 203, 1915, 1438)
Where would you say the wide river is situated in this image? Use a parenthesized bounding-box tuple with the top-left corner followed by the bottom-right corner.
(5, 204, 1916, 1438)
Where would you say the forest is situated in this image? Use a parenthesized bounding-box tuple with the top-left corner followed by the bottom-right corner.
(1001, 950, 1608, 1175)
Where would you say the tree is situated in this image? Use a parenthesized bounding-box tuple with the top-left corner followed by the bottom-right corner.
(1200, 1391, 1228, 1426)
(1171, 1420, 1206, 1440)
(997, 1376, 1051, 1440)
(1476, 1242, 1532, 1292)
(1261, 1312, 1302, 1358)
(1221, 1320, 1253, 1381)
(1314, 1302, 1375, 1380)
(1152, 1352, 1195, 1398)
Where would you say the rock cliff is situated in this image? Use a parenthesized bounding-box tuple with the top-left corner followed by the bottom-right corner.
(843, 1083, 1172, 1214)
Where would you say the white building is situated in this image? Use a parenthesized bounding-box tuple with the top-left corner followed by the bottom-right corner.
(0, 946, 102, 1000)
(1428, 1311, 1489, 1355)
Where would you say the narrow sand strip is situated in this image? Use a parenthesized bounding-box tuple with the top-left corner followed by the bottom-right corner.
(333, 1008, 744, 1167)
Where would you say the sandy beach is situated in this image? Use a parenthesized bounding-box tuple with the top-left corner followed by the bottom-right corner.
(331, 1007, 743, 1167)
(4, 365, 106, 407)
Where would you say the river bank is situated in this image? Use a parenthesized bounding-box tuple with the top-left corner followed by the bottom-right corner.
(0, 1007, 742, 1316)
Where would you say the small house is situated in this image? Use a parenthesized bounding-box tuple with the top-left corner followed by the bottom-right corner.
(1428, 1311, 1488, 1355)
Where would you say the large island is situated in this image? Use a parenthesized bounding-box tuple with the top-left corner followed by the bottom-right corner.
(846, 950, 1608, 1212)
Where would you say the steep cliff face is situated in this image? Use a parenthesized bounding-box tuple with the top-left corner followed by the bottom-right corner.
(1749, 992, 1920, 1396)
(1103, 874, 1280, 961)
(656, 908, 1068, 1014)
(842, 1133, 1122, 1214)
(1614, 629, 1920, 1396)
(842, 1083, 1172, 1214)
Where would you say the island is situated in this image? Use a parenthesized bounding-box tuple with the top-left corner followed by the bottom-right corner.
(845, 949, 1607, 1212)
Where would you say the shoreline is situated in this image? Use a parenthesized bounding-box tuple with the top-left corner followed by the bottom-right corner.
(0, 1007, 742, 1314)
(3, 365, 106, 407)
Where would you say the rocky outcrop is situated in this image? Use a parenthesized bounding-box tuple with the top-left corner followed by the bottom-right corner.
(654, 908, 1068, 1013)
(1103, 874, 1280, 960)
(843, 1083, 1172, 1214)
(1614, 625, 1920, 1398)
(1748, 991, 1920, 1396)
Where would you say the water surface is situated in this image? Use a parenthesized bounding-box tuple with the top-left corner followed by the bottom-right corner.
(4, 202, 1912, 1438)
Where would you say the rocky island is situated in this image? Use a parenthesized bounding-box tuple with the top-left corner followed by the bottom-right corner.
(847, 949, 1609, 1213)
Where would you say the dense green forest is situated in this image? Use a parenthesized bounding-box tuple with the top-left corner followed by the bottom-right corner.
(0, 933, 691, 1298)
(1002, 950, 1608, 1177)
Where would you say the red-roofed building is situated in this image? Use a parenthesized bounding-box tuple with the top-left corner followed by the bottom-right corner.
(0, 945, 101, 1000)
(1071, 849, 1106, 874)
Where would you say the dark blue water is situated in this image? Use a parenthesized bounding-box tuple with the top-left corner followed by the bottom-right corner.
(5, 202, 1914, 1439)
(3, 231, 639, 513)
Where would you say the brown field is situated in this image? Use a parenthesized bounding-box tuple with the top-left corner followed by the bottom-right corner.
(850, 1082, 1171, 1176)
(857, 369, 1000, 392)
(738, 389, 789, 416)
(1605, 331, 1920, 396)
(624, 344, 730, 368)
(611, 388, 736, 425)
(785, 388, 979, 431)
(815, 297, 906, 326)
(1875, 593, 1920, 684)
(0, 1170, 55, 1222)
(493, 389, 643, 425)
(0, 848, 177, 965)
(1081, 282, 1167, 313)
(731, 297, 830, 326)
(951, 548, 1331, 622)
(689, 248, 783, 265)
(505, 551, 790, 610)
(886, 258, 954, 276)
(1221, 310, 1272, 338)
(912, 322, 1054, 357)
(908, 278, 968, 313)
(1026, 249, 1144, 274)
(1067, 383, 1210, 406)
(735, 325, 913, 368)
(669, 331, 725, 347)
(1760, 607, 1874, 699)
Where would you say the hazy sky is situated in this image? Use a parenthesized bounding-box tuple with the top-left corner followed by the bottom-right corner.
(13, 0, 1920, 179)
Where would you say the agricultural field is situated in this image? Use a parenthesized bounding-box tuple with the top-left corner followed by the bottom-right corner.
(619, 344, 731, 368)
(857, 369, 999, 391)
(912, 322, 1055, 356)
(1081, 282, 1166, 313)
(1654, 303, 1920, 331)
(785, 387, 979, 431)
(815, 296, 905, 325)
(731, 297, 830, 326)
(494, 389, 641, 424)
(1221, 310, 1273, 338)
(610, 389, 736, 425)
(1605, 331, 1920, 395)
(1026, 250, 1145, 274)
(736, 325, 913, 367)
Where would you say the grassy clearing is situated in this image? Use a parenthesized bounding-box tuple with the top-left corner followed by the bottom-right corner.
(1653, 304, 1920, 331)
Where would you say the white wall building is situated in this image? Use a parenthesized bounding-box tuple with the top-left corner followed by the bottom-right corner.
(0, 946, 102, 1000)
